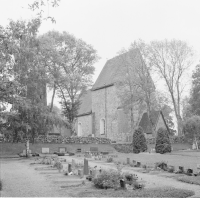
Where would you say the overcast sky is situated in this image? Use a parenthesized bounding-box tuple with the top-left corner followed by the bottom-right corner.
(1, 0, 200, 106)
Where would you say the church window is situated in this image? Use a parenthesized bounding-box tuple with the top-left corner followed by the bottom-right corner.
(100, 119, 106, 135)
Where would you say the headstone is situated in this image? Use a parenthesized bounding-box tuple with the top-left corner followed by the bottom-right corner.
(59, 147, 66, 153)
(68, 164, 72, 173)
(84, 158, 89, 175)
(127, 158, 130, 164)
(137, 162, 141, 167)
(42, 148, 49, 154)
(78, 169, 81, 176)
(72, 159, 75, 169)
(120, 179, 126, 189)
(89, 169, 93, 175)
(197, 164, 200, 169)
(179, 166, 184, 173)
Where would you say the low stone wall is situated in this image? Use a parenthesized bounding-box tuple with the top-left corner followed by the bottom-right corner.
(0, 135, 111, 144)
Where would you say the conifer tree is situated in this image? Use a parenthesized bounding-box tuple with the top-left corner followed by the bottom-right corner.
(155, 127, 171, 154)
(132, 126, 147, 153)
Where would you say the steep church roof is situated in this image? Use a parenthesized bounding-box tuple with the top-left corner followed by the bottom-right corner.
(139, 111, 169, 134)
(77, 90, 92, 117)
(92, 49, 139, 91)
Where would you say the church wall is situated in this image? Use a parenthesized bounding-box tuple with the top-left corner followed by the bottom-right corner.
(92, 86, 119, 141)
(77, 114, 92, 137)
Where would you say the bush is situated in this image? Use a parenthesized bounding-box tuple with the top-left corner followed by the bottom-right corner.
(107, 157, 113, 163)
(93, 170, 122, 189)
(132, 127, 147, 153)
(155, 128, 171, 154)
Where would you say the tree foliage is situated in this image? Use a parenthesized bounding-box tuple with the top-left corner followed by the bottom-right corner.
(189, 64, 200, 116)
(147, 40, 194, 136)
(183, 115, 200, 149)
(0, 19, 68, 142)
(155, 127, 171, 154)
(39, 30, 99, 132)
(132, 126, 147, 153)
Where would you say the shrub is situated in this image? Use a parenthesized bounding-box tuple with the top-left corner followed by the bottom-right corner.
(93, 170, 122, 189)
(155, 128, 171, 154)
(183, 115, 200, 149)
(132, 126, 147, 153)
(107, 157, 113, 163)
(155, 161, 168, 171)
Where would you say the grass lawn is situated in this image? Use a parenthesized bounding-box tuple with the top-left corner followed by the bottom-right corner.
(76, 187, 194, 197)
(176, 175, 200, 185)
(111, 152, 200, 172)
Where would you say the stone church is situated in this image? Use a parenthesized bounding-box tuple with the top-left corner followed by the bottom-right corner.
(75, 49, 168, 142)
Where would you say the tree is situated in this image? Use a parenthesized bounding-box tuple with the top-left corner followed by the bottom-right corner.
(189, 64, 200, 116)
(183, 115, 200, 150)
(39, 31, 99, 132)
(154, 91, 176, 136)
(148, 39, 194, 136)
(132, 126, 147, 153)
(155, 127, 171, 154)
(116, 48, 155, 135)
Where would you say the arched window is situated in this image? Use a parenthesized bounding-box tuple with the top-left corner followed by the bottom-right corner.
(78, 122, 82, 137)
(100, 119, 106, 135)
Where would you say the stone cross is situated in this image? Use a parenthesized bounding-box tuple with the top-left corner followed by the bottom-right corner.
(84, 158, 89, 175)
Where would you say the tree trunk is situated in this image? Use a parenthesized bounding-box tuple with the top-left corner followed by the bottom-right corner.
(50, 83, 56, 112)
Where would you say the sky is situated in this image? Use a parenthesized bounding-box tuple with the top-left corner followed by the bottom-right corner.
(0, 0, 200, 107)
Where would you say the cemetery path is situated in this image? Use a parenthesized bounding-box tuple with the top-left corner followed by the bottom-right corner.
(0, 158, 70, 197)
(65, 156, 200, 198)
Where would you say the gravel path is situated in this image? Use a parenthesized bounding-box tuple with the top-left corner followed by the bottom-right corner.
(0, 158, 69, 197)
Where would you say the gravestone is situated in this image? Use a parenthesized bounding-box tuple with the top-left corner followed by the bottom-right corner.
(179, 166, 184, 173)
(72, 159, 75, 170)
(197, 164, 200, 169)
(120, 179, 126, 189)
(89, 169, 93, 175)
(137, 162, 141, 167)
(42, 148, 49, 154)
(59, 147, 66, 153)
(78, 169, 81, 176)
(127, 158, 130, 165)
(84, 159, 89, 175)
(68, 164, 72, 173)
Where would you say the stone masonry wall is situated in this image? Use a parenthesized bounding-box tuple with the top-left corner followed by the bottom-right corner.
(92, 86, 120, 141)
(77, 114, 92, 137)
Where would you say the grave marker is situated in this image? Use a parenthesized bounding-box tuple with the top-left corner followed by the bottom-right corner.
(59, 147, 66, 153)
(197, 164, 200, 169)
(127, 158, 130, 164)
(84, 158, 89, 175)
(42, 148, 49, 154)
(68, 164, 72, 173)
(72, 159, 75, 170)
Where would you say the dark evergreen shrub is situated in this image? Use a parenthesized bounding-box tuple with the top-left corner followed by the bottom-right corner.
(155, 127, 171, 154)
(132, 126, 147, 153)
